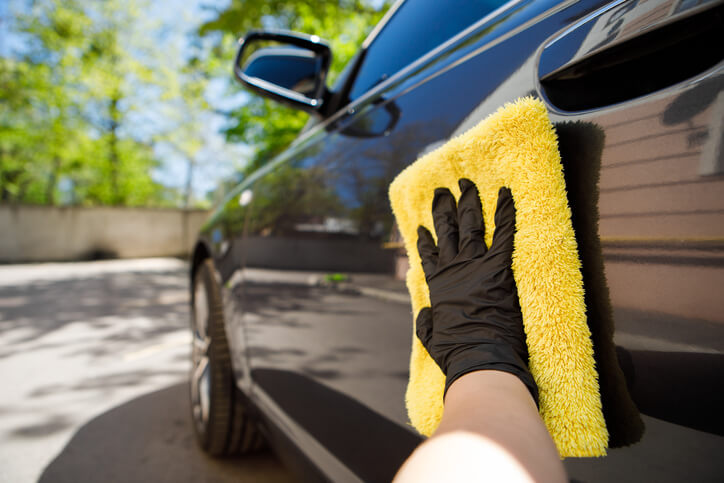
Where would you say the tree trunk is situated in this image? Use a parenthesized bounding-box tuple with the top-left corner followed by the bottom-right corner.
(109, 95, 121, 205)
(46, 156, 61, 205)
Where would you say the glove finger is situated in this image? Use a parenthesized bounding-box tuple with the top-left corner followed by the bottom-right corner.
(490, 187, 516, 258)
(416, 226, 439, 279)
(457, 178, 487, 259)
(415, 307, 434, 352)
(432, 187, 459, 265)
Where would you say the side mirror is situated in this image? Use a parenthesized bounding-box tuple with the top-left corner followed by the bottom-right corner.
(234, 30, 332, 114)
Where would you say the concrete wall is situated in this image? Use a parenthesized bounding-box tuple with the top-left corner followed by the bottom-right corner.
(0, 205, 209, 263)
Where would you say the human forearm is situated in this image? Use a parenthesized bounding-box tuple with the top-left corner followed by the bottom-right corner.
(395, 371, 566, 483)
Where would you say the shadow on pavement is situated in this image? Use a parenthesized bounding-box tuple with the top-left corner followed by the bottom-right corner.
(0, 268, 190, 355)
(39, 382, 295, 483)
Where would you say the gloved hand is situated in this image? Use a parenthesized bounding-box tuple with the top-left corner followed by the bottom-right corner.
(416, 179, 538, 404)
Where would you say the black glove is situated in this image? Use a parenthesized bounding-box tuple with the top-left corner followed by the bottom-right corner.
(416, 179, 538, 405)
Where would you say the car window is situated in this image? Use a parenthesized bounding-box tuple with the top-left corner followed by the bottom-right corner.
(348, 0, 510, 100)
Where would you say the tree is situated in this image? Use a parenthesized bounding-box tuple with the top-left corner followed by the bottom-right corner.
(0, 1, 89, 204)
(151, 58, 218, 208)
(0, 0, 168, 206)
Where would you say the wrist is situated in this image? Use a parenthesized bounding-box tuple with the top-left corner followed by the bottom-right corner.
(443, 345, 538, 406)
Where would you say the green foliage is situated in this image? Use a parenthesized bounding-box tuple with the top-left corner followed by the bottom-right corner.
(198, 0, 391, 177)
(0, 0, 170, 206)
(1, 0, 391, 207)
(324, 273, 349, 283)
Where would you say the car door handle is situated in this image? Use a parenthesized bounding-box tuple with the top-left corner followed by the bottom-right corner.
(538, 0, 724, 111)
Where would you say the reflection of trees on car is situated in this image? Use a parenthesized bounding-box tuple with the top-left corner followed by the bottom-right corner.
(247, 163, 345, 236)
(218, 119, 445, 247)
(219, 162, 344, 238)
(344, 120, 450, 240)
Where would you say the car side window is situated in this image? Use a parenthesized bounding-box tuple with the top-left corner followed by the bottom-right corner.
(348, 0, 510, 100)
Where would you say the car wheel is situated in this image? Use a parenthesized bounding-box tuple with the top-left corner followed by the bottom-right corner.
(190, 258, 263, 456)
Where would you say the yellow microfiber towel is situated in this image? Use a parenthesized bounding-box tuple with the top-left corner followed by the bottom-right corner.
(389, 97, 609, 457)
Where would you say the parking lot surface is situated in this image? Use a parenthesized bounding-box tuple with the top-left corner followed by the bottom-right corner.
(0, 258, 293, 483)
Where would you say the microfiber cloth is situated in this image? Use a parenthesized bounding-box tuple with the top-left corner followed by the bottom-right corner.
(389, 97, 641, 457)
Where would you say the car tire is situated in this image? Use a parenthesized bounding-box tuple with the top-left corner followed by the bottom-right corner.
(190, 258, 263, 456)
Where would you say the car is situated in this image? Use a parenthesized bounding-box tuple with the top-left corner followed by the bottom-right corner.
(188, 0, 724, 481)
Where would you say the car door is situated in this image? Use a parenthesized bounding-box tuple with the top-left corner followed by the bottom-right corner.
(536, 0, 724, 479)
(211, 0, 724, 481)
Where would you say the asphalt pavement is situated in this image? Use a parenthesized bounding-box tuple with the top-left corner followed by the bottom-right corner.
(0, 258, 294, 483)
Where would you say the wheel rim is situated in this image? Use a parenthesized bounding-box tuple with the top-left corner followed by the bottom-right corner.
(191, 281, 211, 435)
